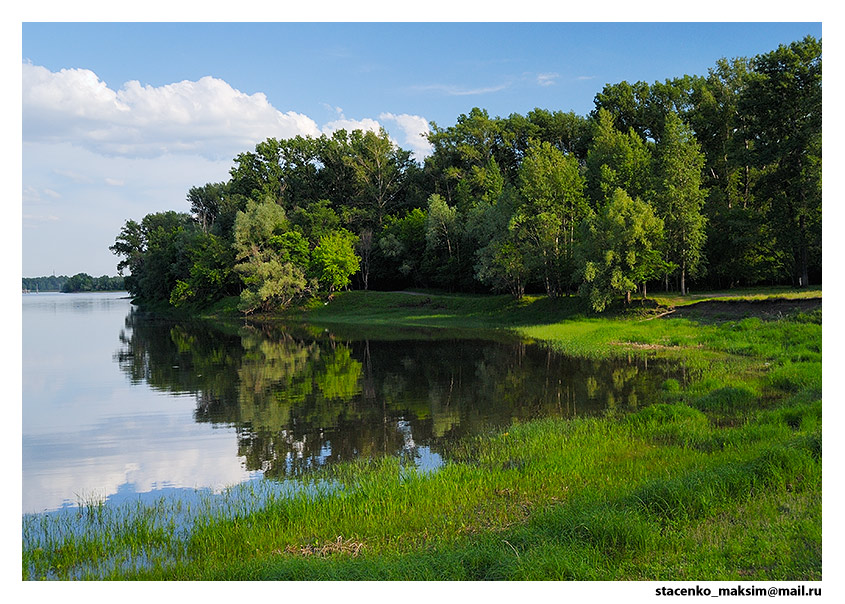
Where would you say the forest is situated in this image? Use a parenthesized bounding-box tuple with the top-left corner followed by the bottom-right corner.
(109, 36, 821, 314)
(22, 273, 124, 293)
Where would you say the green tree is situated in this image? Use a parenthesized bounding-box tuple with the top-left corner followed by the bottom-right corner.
(233, 199, 309, 314)
(517, 140, 588, 295)
(110, 211, 196, 303)
(425, 108, 506, 208)
(328, 128, 416, 290)
(654, 112, 707, 295)
(741, 36, 821, 287)
(228, 136, 321, 211)
(169, 232, 240, 307)
(577, 188, 665, 312)
(470, 186, 528, 298)
(379, 208, 428, 286)
(187, 182, 226, 233)
(61, 273, 94, 292)
(688, 57, 775, 287)
(585, 109, 654, 204)
(311, 229, 360, 295)
(592, 80, 652, 139)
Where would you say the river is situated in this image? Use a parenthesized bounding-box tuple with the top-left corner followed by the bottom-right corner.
(22, 291, 675, 515)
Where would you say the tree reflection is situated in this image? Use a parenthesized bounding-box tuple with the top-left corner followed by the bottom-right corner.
(115, 309, 677, 478)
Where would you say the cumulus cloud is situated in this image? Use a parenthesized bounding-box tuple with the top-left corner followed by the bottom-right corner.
(321, 116, 383, 137)
(22, 63, 435, 165)
(379, 113, 432, 160)
(23, 62, 321, 160)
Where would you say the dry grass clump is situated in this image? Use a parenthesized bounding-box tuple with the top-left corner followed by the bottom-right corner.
(280, 536, 365, 557)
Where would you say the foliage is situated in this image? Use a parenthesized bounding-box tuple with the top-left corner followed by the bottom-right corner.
(109, 35, 822, 310)
(517, 140, 587, 295)
(61, 273, 125, 293)
(577, 188, 665, 312)
(741, 36, 822, 288)
(311, 229, 360, 294)
(585, 109, 654, 204)
(233, 199, 310, 313)
(109, 211, 197, 303)
(22, 275, 69, 292)
(654, 112, 708, 294)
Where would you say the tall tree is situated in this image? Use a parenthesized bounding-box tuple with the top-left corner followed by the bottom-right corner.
(110, 211, 196, 303)
(341, 128, 415, 289)
(654, 112, 708, 295)
(517, 140, 588, 295)
(688, 57, 775, 287)
(228, 136, 321, 212)
(577, 188, 665, 311)
(187, 182, 226, 233)
(741, 36, 822, 287)
(425, 108, 507, 208)
(585, 109, 654, 204)
(232, 199, 309, 314)
(311, 229, 360, 296)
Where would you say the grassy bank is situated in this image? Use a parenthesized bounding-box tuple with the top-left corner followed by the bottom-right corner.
(23, 288, 822, 581)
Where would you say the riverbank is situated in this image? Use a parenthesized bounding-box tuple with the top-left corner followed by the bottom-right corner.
(23, 288, 822, 580)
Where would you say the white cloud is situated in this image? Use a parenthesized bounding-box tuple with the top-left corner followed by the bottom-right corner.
(52, 168, 92, 183)
(21, 63, 436, 276)
(23, 214, 59, 223)
(321, 116, 383, 136)
(537, 72, 559, 87)
(23, 185, 61, 204)
(23, 62, 434, 165)
(379, 113, 432, 160)
(23, 62, 321, 160)
(412, 82, 509, 96)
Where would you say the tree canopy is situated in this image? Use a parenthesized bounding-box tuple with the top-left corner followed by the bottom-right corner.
(110, 36, 821, 313)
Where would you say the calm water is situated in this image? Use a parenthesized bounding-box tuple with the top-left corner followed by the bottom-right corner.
(23, 292, 676, 514)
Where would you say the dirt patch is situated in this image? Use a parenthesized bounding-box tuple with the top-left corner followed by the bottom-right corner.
(670, 298, 821, 320)
(611, 341, 695, 350)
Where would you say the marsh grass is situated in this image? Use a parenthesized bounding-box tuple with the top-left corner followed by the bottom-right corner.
(23, 289, 822, 580)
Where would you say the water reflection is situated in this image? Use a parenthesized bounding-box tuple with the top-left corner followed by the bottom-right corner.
(117, 309, 677, 478)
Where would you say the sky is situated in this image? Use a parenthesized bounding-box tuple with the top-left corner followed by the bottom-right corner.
(17, 18, 824, 278)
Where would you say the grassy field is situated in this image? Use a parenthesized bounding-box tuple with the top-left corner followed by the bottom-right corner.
(23, 287, 822, 580)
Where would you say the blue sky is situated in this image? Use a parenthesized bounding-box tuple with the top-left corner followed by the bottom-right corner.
(20, 20, 823, 277)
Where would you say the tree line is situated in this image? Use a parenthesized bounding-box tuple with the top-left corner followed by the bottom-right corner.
(22, 273, 125, 292)
(110, 36, 821, 313)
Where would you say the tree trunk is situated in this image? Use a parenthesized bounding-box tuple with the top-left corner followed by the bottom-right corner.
(642, 281, 647, 299)
(800, 215, 809, 287)
(626, 290, 631, 305)
(680, 260, 686, 296)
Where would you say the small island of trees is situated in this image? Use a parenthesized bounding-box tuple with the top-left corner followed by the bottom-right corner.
(110, 36, 821, 314)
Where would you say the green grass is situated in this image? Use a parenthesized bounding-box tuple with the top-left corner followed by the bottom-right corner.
(23, 288, 822, 581)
